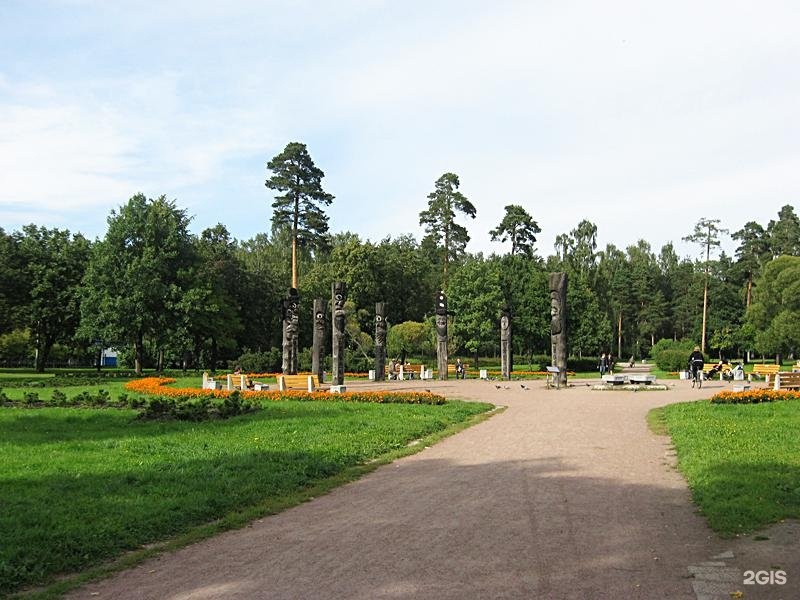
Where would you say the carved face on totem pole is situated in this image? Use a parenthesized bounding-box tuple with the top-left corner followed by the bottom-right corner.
(549, 289, 562, 335)
(284, 288, 300, 338)
(375, 312, 387, 347)
(332, 282, 347, 333)
(500, 312, 510, 342)
(435, 291, 448, 338)
(314, 307, 325, 333)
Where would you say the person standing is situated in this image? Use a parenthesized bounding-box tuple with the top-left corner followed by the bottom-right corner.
(599, 353, 608, 377)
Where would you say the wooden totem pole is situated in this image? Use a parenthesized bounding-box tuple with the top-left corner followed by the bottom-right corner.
(549, 272, 568, 387)
(281, 288, 300, 375)
(435, 291, 448, 380)
(312, 298, 326, 382)
(500, 308, 512, 381)
(374, 302, 387, 381)
(331, 282, 347, 386)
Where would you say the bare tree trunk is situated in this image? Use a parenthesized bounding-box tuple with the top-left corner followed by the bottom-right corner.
(701, 275, 709, 353)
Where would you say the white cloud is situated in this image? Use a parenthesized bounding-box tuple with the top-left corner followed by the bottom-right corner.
(1, 0, 798, 255)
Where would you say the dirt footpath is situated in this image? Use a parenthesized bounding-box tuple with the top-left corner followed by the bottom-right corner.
(67, 377, 799, 600)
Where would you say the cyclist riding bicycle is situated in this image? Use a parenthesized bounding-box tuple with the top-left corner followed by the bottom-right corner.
(688, 346, 705, 386)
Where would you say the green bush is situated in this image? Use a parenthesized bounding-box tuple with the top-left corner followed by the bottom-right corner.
(137, 391, 259, 421)
(650, 339, 695, 371)
(234, 348, 282, 373)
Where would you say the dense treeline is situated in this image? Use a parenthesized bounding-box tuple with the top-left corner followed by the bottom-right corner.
(1, 144, 798, 372)
(2, 200, 798, 372)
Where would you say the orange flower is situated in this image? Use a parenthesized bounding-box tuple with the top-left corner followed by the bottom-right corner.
(124, 378, 446, 404)
(711, 389, 800, 404)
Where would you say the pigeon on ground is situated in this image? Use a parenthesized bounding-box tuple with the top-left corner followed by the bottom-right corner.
(521, 384, 530, 390)
(495, 385, 501, 389)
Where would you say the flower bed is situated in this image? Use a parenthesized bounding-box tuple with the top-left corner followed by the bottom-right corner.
(711, 389, 800, 404)
(125, 377, 446, 405)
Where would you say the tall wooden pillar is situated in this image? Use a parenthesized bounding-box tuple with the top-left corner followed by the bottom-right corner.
(549, 272, 568, 387)
(281, 288, 299, 375)
(312, 298, 326, 382)
(500, 308, 512, 381)
(375, 302, 387, 381)
(435, 291, 448, 380)
(331, 282, 347, 386)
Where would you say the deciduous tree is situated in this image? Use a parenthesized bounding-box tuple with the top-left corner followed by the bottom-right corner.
(19, 226, 91, 372)
(79, 194, 195, 374)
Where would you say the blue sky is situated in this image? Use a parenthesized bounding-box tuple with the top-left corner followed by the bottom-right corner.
(2, 0, 799, 260)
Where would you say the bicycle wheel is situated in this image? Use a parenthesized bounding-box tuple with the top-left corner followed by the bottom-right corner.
(697, 372, 703, 388)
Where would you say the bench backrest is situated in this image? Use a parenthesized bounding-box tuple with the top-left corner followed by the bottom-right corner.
(752, 364, 780, 374)
(227, 373, 248, 390)
(277, 374, 320, 392)
(702, 363, 732, 373)
(775, 371, 800, 389)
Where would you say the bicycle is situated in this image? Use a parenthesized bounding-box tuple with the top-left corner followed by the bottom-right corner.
(690, 360, 704, 388)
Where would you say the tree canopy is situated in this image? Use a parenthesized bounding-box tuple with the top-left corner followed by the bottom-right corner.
(266, 142, 334, 289)
(490, 204, 541, 257)
(79, 194, 195, 374)
(419, 172, 476, 285)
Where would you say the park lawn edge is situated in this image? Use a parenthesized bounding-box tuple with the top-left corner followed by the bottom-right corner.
(13, 402, 504, 600)
(647, 402, 800, 538)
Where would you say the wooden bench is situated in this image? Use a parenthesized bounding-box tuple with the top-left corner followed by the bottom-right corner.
(385, 364, 420, 380)
(226, 373, 250, 390)
(202, 372, 221, 390)
(277, 374, 320, 392)
(751, 364, 780, 384)
(774, 371, 800, 390)
(447, 363, 469, 378)
(702, 362, 733, 380)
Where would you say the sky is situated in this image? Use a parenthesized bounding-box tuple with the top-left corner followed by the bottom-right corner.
(2, 0, 799, 261)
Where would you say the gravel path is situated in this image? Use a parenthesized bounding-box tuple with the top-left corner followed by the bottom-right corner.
(67, 376, 798, 600)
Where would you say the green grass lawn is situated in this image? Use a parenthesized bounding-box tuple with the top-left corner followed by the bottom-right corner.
(656, 400, 800, 536)
(0, 399, 493, 597)
(0, 375, 219, 402)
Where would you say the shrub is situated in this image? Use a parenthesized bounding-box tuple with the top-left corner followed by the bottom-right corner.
(650, 339, 695, 372)
(234, 348, 282, 373)
(51, 390, 68, 406)
(137, 391, 259, 421)
(567, 357, 600, 372)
